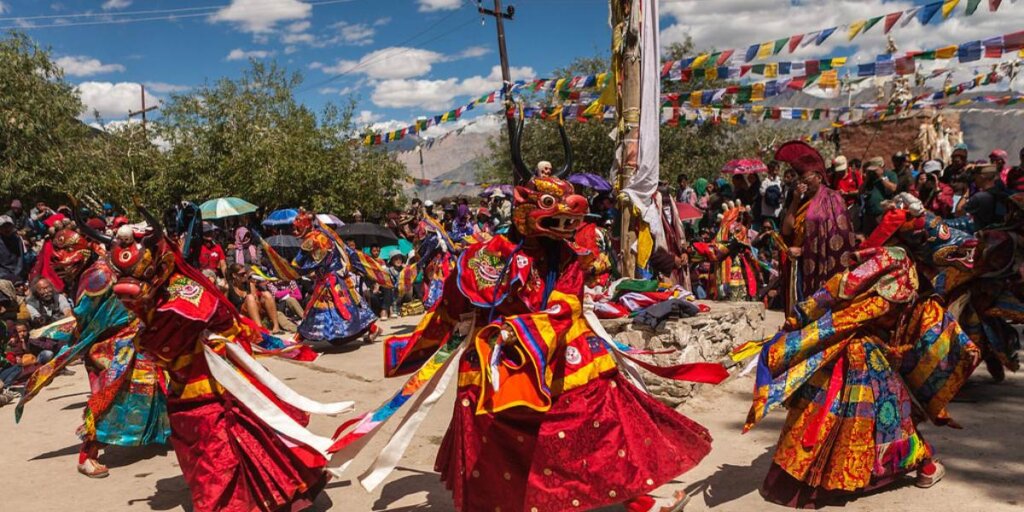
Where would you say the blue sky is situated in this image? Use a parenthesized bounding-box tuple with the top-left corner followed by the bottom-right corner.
(1, 0, 1020, 136)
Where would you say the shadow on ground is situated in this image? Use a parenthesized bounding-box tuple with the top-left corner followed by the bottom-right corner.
(371, 467, 454, 511)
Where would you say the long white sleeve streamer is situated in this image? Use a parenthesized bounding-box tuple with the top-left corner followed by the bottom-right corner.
(357, 345, 465, 491)
(203, 343, 338, 457)
(223, 342, 355, 415)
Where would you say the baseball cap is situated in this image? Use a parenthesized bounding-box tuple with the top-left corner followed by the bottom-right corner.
(833, 156, 848, 172)
(865, 157, 885, 170)
(922, 160, 943, 174)
(423, 200, 434, 207)
(0, 215, 13, 226)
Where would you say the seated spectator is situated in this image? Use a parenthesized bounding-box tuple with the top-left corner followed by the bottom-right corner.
(388, 254, 409, 310)
(269, 280, 304, 330)
(226, 264, 282, 333)
(25, 277, 72, 328)
(198, 224, 228, 277)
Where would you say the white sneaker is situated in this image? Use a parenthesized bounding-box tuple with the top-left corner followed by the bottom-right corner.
(915, 460, 946, 488)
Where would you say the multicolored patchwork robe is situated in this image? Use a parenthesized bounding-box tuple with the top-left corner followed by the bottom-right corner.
(16, 259, 170, 447)
(745, 247, 978, 507)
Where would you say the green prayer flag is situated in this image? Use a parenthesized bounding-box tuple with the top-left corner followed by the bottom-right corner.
(965, 0, 982, 14)
(737, 85, 753, 104)
(819, 59, 833, 71)
(751, 64, 766, 75)
(773, 37, 788, 55)
(863, 16, 883, 33)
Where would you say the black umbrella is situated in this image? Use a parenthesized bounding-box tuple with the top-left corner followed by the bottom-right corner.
(266, 234, 301, 262)
(335, 222, 399, 248)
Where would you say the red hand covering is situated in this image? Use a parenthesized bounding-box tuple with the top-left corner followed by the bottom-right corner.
(28, 241, 64, 293)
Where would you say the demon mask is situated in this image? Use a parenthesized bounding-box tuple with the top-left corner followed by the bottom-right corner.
(107, 204, 175, 312)
(512, 176, 589, 240)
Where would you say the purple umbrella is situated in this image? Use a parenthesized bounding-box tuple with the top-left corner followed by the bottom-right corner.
(480, 184, 513, 198)
(722, 158, 768, 175)
(568, 173, 613, 192)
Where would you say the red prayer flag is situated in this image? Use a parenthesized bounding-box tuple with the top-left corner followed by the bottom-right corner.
(1003, 30, 1024, 52)
(990, 0, 1002, 11)
(788, 34, 804, 53)
(895, 56, 916, 75)
(661, 60, 675, 78)
(716, 49, 735, 66)
(804, 59, 820, 76)
(740, 65, 752, 77)
(883, 11, 903, 34)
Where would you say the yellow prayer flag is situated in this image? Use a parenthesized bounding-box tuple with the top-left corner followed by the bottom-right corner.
(554, 78, 567, 91)
(1019, 49, 1024, 58)
(706, 66, 719, 81)
(941, 0, 960, 19)
(935, 45, 958, 59)
(752, 105, 765, 114)
(764, 63, 778, 78)
(582, 99, 604, 118)
(690, 91, 702, 108)
(756, 42, 773, 60)
(830, 57, 847, 68)
(819, 70, 839, 89)
(751, 83, 766, 101)
(691, 53, 709, 68)
(848, 20, 867, 41)
(596, 72, 608, 88)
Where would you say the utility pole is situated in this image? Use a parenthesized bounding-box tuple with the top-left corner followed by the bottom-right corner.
(128, 84, 158, 137)
(478, 0, 520, 184)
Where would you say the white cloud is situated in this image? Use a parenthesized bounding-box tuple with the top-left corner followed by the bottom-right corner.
(210, 0, 311, 33)
(373, 17, 391, 27)
(332, 21, 376, 46)
(418, 0, 462, 12)
(226, 48, 275, 61)
(281, 32, 315, 44)
(286, 20, 310, 33)
(371, 65, 535, 110)
(102, 0, 131, 9)
(76, 81, 160, 120)
(143, 81, 191, 93)
(55, 55, 125, 77)
(321, 47, 446, 79)
(354, 110, 382, 126)
(456, 45, 490, 59)
(0, 2, 8, 14)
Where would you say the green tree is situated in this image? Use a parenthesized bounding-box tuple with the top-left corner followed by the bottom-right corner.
(0, 32, 90, 199)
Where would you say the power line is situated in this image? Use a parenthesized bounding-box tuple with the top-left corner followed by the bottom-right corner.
(0, 0, 352, 30)
(300, 7, 475, 91)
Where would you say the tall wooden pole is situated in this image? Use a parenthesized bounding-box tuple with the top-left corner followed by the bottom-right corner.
(614, 0, 641, 278)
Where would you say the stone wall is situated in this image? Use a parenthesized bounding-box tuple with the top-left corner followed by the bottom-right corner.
(600, 301, 768, 407)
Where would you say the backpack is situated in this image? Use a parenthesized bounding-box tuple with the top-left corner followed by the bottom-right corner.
(764, 184, 783, 208)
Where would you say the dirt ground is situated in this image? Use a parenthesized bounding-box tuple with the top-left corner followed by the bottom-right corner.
(2, 312, 1022, 512)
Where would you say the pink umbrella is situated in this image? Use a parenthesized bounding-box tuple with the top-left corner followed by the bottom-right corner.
(722, 158, 768, 175)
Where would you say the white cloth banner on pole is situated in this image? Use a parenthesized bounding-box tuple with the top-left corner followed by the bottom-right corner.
(624, 0, 665, 245)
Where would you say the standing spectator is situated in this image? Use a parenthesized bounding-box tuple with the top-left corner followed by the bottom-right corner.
(5, 200, 28, 232)
(943, 144, 969, 184)
(861, 157, 898, 234)
(367, 245, 393, 320)
(781, 167, 799, 209)
(966, 164, 1007, 229)
(760, 163, 784, 228)
(25, 277, 72, 327)
(892, 152, 916, 195)
(0, 216, 25, 283)
(198, 224, 228, 277)
(918, 160, 953, 216)
(950, 176, 971, 219)
(676, 174, 696, 205)
(990, 149, 1011, 185)
(490, 190, 512, 233)
(830, 155, 863, 207)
